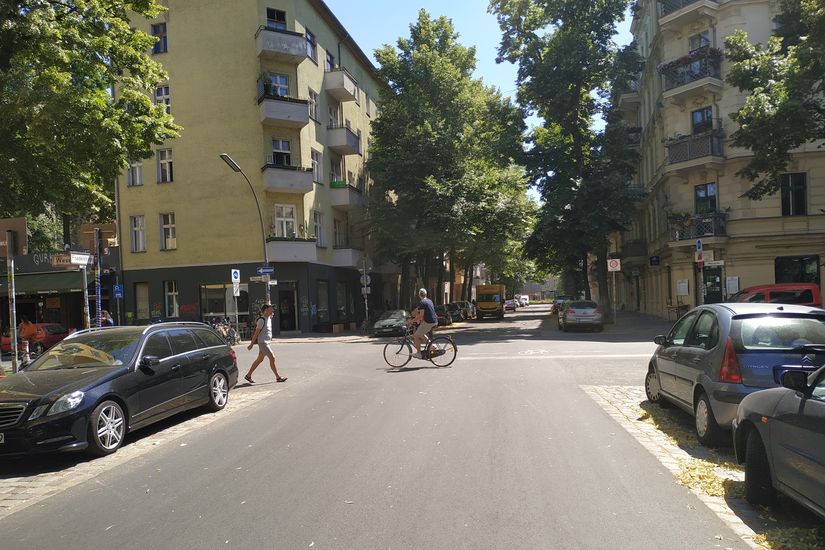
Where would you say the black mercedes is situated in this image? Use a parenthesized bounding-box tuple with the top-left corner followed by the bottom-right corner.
(0, 323, 238, 457)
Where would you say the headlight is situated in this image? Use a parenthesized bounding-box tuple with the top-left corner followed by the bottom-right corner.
(47, 391, 85, 416)
(28, 404, 50, 421)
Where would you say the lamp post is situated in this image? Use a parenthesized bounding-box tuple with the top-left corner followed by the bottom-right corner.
(219, 153, 269, 266)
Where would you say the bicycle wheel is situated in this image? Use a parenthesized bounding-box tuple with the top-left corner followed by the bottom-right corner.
(383, 339, 413, 368)
(427, 336, 457, 367)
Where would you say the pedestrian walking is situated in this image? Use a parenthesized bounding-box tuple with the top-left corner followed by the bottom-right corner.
(244, 304, 287, 384)
(101, 310, 115, 326)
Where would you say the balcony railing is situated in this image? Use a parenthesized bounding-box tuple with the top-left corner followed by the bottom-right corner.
(659, 0, 717, 17)
(662, 56, 721, 91)
(668, 212, 727, 241)
(263, 155, 312, 171)
(665, 130, 723, 164)
(254, 26, 307, 63)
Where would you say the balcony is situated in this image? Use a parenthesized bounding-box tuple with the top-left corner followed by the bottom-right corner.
(668, 212, 727, 245)
(257, 79, 309, 128)
(266, 237, 318, 263)
(617, 79, 641, 114)
(327, 125, 360, 155)
(664, 130, 724, 174)
(261, 158, 313, 194)
(658, 0, 719, 32)
(331, 246, 364, 268)
(661, 54, 722, 103)
(255, 26, 307, 64)
(323, 68, 359, 102)
(330, 181, 365, 210)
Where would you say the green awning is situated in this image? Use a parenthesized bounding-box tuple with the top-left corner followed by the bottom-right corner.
(0, 271, 85, 296)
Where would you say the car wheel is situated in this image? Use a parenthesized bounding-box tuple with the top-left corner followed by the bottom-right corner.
(744, 429, 775, 505)
(644, 368, 670, 407)
(88, 400, 126, 456)
(694, 391, 724, 447)
(207, 372, 229, 412)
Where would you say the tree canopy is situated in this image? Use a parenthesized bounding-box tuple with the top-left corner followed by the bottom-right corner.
(0, 0, 180, 227)
(724, 0, 825, 198)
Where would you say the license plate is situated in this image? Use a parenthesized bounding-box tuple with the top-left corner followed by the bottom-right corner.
(0, 433, 4, 444)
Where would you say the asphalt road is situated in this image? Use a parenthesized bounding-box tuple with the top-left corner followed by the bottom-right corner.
(1, 306, 750, 549)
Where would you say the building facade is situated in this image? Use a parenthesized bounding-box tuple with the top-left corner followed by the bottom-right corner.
(615, 0, 825, 317)
(118, 0, 385, 334)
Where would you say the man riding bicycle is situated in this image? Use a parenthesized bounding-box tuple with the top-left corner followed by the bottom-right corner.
(409, 288, 437, 359)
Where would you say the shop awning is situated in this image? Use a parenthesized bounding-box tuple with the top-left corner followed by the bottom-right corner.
(0, 271, 86, 296)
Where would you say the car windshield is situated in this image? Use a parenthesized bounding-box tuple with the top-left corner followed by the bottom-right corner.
(733, 315, 825, 351)
(24, 329, 144, 370)
(570, 301, 598, 309)
(447, 304, 459, 311)
(377, 310, 407, 321)
(478, 294, 500, 302)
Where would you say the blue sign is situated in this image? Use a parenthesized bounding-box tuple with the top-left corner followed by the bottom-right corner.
(256, 266, 275, 275)
(695, 239, 703, 251)
(113, 284, 124, 299)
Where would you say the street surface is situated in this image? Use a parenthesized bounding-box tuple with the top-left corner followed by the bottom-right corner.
(1, 306, 755, 549)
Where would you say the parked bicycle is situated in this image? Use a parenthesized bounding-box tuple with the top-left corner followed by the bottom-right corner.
(383, 324, 457, 368)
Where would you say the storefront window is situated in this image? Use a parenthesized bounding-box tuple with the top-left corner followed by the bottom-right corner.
(775, 256, 820, 284)
(337, 282, 347, 321)
(200, 284, 249, 322)
(317, 280, 329, 323)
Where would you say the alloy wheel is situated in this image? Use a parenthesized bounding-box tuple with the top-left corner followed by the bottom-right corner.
(211, 374, 228, 408)
(96, 404, 125, 451)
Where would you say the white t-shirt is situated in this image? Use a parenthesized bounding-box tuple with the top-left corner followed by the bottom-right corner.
(256, 316, 272, 344)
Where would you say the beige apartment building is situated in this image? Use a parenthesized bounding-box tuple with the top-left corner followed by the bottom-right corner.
(615, 0, 825, 318)
(117, 0, 386, 333)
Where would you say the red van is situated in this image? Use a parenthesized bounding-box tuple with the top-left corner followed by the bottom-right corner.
(729, 283, 822, 308)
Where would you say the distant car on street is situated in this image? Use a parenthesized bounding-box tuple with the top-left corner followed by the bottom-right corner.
(0, 323, 238, 457)
(558, 301, 604, 332)
(645, 303, 825, 446)
(732, 364, 825, 520)
(373, 310, 413, 337)
(446, 302, 465, 321)
(435, 305, 453, 326)
(1, 323, 70, 354)
(518, 296, 530, 307)
(504, 299, 517, 312)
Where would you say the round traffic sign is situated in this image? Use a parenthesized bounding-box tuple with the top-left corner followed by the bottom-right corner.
(360, 274, 371, 286)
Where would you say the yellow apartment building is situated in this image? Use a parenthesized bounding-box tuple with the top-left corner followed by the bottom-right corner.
(614, 0, 825, 318)
(118, 0, 385, 333)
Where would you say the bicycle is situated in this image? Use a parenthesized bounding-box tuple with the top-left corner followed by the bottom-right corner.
(383, 324, 458, 369)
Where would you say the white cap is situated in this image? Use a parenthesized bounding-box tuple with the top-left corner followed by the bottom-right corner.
(418, 288, 427, 296)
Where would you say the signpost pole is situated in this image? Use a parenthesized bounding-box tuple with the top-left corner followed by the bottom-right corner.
(6, 230, 18, 374)
(81, 265, 90, 330)
(362, 257, 369, 328)
(612, 270, 617, 323)
(94, 228, 102, 327)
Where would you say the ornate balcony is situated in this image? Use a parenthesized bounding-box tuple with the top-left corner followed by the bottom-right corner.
(658, 0, 719, 32)
(261, 158, 313, 194)
(327, 125, 360, 155)
(664, 130, 724, 174)
(660, 52, 723, 103)
(255, 26, 307, 64)
(323, 68, 359, 102)
(668, 212, 727, 243)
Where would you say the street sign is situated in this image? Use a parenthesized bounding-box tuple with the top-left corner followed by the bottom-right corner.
(694, 250, 714, 262)
(705, 260, 725, 267)
(649, 256, 660, 267)
(50, 253, 72, 268)
(231, 269, 240, 283)
(70, 252, 92, 266)
(113, 284, 124, 299)
(607, 258, 621, 272)
(249, 275, 270, 283)
(361, 287, 371, 295)
(359, 274, 371, 286)
(631, 268, 640, 277)
(696, 239, 703, 251)
(256, 266, 275, 275)
(232, 282, 240, 297)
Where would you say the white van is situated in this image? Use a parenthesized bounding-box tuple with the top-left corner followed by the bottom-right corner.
(518, 295, 529, 307)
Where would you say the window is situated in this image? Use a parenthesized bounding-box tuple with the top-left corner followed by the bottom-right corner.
(271, 139, 291, 166)
(691, 106, 713, 134)
(193, 329, 225, 348)
(308, 89, 318, 120)
(163, 281, 180, 318)
(688, 31, 710, 52)
(357, 129, 362, 154)
(168, 330, 200, 355)
(317, 280, 330, 323)
(266, 73, 289, 97)
(813, 372, 825, 400)
(135, 282, 149, 320)
(337, 281, 347, 321)
(266, 8, 286, 30)
(780, 173, 807, 216)
(325, 51, 335, 72)
(143, 333, 173, 359)
(328, 102, 340, 128)
(347, 170, 355, 186)
(330, 155, 342, 183)
(157, 149, 173, 183)
(365, 92, 370, 116)
(686, 311, 719, 350)
(694, 183, 716, 214)
(775, 255, 821, 284)
(130, 215, 146, 252)
(353, 86, 360, 105)
(334, 218, 347, 247)
(311, 149, 323, 182)
(151, 23, 167, 54)
(159, 212, 176, 250)
(668, 311, 698, 346)
(127, 160, 143, 187)
(306, 29, 317, 62)
(314, 211, 324, 246)
(154, 84, 170, 114)
(273, 204, 296, 238)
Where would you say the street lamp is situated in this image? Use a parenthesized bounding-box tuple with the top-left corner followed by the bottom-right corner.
(219, 153, 269, 266)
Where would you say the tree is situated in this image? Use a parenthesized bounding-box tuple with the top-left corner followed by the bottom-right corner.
(0, 0, 180, 229)
(724, 0, 825, 199)
(490, 0, 636, 315)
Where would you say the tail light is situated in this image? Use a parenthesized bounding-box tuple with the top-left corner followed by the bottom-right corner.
(594, 309, 604, 315)
(228, 348, 237, 365)
(719, 337, 742, 383)
(564, 309, 575, 315)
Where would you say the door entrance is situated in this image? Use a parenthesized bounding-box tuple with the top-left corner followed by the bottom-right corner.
(278, 283, 298, 332)
(702, 266, 723, 304)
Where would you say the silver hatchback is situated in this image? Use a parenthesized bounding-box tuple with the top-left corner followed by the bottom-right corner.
(558, 300, 604, 332)
(645, 303, 825, 446)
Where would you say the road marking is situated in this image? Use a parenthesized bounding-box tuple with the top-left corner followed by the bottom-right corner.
(458, 353, 652, 361)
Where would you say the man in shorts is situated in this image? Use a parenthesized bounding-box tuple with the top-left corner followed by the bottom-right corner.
(411, 288, 437, 359)
(244, 304, 287, 383)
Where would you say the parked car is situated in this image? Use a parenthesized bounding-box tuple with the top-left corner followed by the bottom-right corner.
(732, 364, 825, 520)
(0, 323, 238, 457)
(446, 302, 465, 321)
(551, 296, 573, 314)
(644, 303, 825, 446)
(435, 305, 453, 326)
(373, 310, 413, 337)
(1, 323, 70, 354)
(504, 299, 517, 312)
(518, 295, 530, 307)
(729, 283, 822, 308)
(558, 300, 604, 332)
(454, 300, 475, 319)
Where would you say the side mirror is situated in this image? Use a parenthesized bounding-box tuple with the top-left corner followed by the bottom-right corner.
(140, 355, 160, 369)
(654, 335, 668, 346)
(781, 370, 809, 394)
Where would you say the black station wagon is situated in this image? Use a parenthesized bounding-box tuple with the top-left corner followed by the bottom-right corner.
(0, 323, 238, 457)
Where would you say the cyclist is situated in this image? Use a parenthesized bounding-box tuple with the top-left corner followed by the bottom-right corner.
(409, 288, 437, 359)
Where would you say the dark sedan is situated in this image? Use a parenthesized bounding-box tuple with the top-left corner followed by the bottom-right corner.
(0, 323, 238, 457)
(446, 302, 464, 321)
(732, 363, 825, 520)
(373, 310, 413, 337)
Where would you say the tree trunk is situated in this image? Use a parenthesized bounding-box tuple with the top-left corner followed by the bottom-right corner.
(436, 253, 445, 305)
(448, 248, 456, 302)
(581, 251, 591, 300)
(399, 255, 410, 311)
(596, 246, 613, 323)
